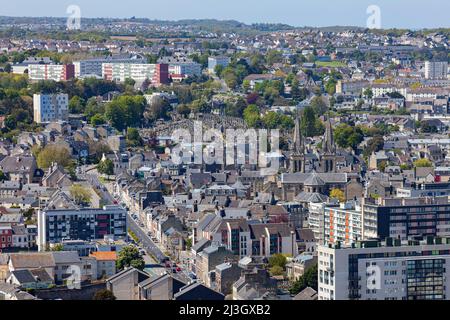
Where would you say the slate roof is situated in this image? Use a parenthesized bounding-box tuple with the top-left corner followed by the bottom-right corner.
(281, 172, 347, 184)
(11, 269, 36, 284)
(52, 251, 80, 264)
(9, 253, 56, 269)
(293, 287, 318, 300)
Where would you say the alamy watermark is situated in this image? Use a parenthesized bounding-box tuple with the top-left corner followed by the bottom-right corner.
(366, 265, 381, 291)
(66, 264, 82, 290)
(170, 121, 280, 176)
(366, 5, 381, 29)
(66, 5, 81, 31)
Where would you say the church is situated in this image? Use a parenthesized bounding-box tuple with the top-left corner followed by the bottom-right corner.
(278, 115, 363, 202)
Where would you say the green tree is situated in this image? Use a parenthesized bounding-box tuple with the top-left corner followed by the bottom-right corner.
(266, 50, 283, 65)
(289, 264, 318, 294)
(269, 253, 287, 269)
(363, 88, 374, 99)
(325, 79, 337, 95)
(116, 246, 145, 271)
(144, 96, 170, 123)
(414, 158, 433, 168)
(37, 145, 72, 168)
(300, 106, 324, 137)
(106, 95, 146, 131)
(97, 158, 114, 176)
(243, 104, 261, 128)
(334, 123, 364, 151)
(126, 128, 143, 147)
(70, 184, 92, 205)
(51, 244, 64, 251)
(68, 96, 85, 114)
(364, 136, 384, 158)
(176, 104, 191, 118)
(330, 188, 345, 202)
(270, 265, 284, 276)
(225, 97, 247, 118)
(90, 114, 106, 126)
(310, 96, 328, 116)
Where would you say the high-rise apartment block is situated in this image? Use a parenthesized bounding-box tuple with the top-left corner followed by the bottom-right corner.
(33, 94, 69, 124)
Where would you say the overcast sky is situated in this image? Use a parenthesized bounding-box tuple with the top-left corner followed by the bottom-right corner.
(1, 0, 449, 29)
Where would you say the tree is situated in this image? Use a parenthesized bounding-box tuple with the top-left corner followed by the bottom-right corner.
(116, 246, 145, 271)
(378, 160, 387, 172)
(325, 79, 337, 95)
(270, 265, 284, 276)
(268, 254, 287, 269)
(334, 124, 364, 151)
(90, 114, 106, 126)
(364, 136, 384, 158)
(51, 244, 64, 251)
(176, 104, 191, 118)
(126, 128, 143, 147)
(225, 97, 247, 118)
(144, 96, 170, 123)
(37, 145, 71, 168)
(0, 170, 7, 182)
(93, 289, 116, 301)
(106, 95, 146, 131)
(420, 122, 438, 133)
(289, 264, 318, 294)
(97, 158, 114, 176)
(414, 158, 433, 168)
(330, 188, 345, 202)
(266, 50, 283, 65)
(300, 106, 324, 137)
(68, 96, 85, 114)
(243, 104, 261, 128)
(89, 141, 111, 163)
(363, 88, 374, 99)
(70, 184, 92, 205)
(310, 96, 328, 116)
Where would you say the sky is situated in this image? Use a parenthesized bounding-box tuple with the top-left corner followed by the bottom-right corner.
(1, 0, 449, 29)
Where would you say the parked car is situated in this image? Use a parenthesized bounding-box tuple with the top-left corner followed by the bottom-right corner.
(189, 272, 197, 280)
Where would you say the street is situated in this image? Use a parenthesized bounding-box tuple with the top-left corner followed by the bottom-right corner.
(85, 173, 114, 205)
(86, 167, 194, 284)
(127, 213, 192, 284)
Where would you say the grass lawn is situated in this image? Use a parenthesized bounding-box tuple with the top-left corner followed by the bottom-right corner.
(315, 60, 347, 68)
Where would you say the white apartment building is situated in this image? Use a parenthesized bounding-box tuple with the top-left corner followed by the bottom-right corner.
(424, 61, 449, 80)
(335, 80, 369, 95)
(158, 57, 202, 77)
(168, 62, 202, 77)
(208, 56, 230, 74)
(102, 63, 156, 82)
(28, 64, 74, 81)
(33, 94, 69, 124)
(323, 202, 363, 246)
(308, 202, 326, 243)
(73, 56, 145, 78)
(318, 238, 450, 300)
(370, 84, 408, 98)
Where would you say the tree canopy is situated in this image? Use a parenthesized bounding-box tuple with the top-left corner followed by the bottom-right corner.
(37, 144, 72, 168)
(116, 246, 145, 271)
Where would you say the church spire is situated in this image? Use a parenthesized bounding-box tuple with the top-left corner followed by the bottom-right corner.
(293, 113, 304, 155)
(322, 116, 336, 155)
